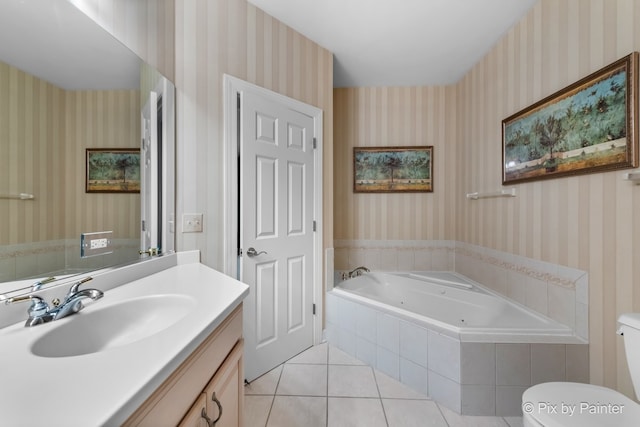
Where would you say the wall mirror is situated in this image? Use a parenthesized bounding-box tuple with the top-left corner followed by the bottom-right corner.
(0, 0, 175, 295)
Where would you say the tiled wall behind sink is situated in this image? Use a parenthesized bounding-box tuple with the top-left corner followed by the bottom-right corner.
(333, 240, 588, 341)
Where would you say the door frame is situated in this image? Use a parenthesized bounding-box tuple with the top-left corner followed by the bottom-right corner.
(140, 90, 158, 253)
(140, 77, 175, 255)
(222, 74, 323, 346)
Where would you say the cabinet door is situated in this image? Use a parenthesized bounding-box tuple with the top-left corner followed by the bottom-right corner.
(178, 393, 208, 427)
(203, 341, 244, 427)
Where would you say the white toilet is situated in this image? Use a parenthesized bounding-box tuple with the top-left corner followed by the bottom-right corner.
(523, 313, 640, 426)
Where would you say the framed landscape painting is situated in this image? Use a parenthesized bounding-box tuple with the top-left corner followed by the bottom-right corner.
(86, 149, 141, 193)
(503, 52, 639, 184)
(353, 146, 433, 193)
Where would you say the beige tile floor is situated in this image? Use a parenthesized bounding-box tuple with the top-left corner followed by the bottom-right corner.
(244, 343, 524, 427)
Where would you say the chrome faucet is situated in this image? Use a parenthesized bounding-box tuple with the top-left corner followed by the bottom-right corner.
(347, 266, 370, 279)
(4, 277, 103, 327)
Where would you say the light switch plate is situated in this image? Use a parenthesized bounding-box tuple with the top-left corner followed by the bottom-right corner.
(183, 213, 203, 233)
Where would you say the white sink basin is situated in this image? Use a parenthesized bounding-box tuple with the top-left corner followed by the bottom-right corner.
(31, 294, 196, 358)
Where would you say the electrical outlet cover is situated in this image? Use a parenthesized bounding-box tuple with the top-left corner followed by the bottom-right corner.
(81, 231, 114, 258)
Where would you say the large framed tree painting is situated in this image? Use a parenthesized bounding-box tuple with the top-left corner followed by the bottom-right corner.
(86, 149, 141, 193)
(353, 146, 433, 193)
(503, 52, 639, 184)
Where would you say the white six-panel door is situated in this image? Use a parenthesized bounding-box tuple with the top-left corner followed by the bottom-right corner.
(240, 90, 317, 382)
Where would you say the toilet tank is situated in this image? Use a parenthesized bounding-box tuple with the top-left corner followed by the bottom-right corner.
(618, 313, 640, 399)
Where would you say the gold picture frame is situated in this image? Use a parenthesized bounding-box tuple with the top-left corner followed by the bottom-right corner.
(503, 52, 639, 184)
(353, 146, 433, 193)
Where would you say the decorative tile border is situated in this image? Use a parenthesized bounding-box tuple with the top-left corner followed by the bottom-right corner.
(335, 239, 584, 289)
(455, 243, 585, 290)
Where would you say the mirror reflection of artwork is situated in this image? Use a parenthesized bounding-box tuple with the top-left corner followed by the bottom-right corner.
(354, 146, 433, 193)
(86, 149, 141, 193)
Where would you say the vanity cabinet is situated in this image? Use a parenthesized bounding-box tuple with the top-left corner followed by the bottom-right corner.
(180, 341, 243, 427)
(124, 304, 244, 427)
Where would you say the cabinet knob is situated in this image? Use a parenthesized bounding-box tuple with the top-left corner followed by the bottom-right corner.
(200, 392, 223, 427)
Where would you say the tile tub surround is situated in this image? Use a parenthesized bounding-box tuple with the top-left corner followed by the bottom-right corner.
(454, 242, 588, 342)
(333, 240, 588, 341)
(334, 240, 456, 273)
(325, 291, 589, 416)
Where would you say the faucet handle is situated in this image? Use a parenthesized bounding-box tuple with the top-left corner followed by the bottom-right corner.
(31, 276, 56, 292)
(68, 277, 93, 295)
(4, 295, 50, 317)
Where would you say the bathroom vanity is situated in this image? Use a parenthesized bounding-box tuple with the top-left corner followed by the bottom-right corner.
(124, 305, 244, 426)
(0, 251, 249, 426)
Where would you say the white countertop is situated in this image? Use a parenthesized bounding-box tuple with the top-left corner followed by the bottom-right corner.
(0, 251, 249, 426)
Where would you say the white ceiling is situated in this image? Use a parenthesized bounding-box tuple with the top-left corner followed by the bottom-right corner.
(248, 0, 538, 87)
(1, 0, 537, 90)
(0, 0, 140, 90)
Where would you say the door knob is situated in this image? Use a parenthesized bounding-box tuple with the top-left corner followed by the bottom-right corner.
(246, 247, 267, 257)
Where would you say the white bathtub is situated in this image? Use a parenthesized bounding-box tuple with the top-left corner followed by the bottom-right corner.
(327, 271, 587, 415)
(333, 271, 574, 343)
(327, 271, 588, 415)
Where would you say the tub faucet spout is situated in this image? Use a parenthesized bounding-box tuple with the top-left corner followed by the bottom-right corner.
(348, 266, 370, 278)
